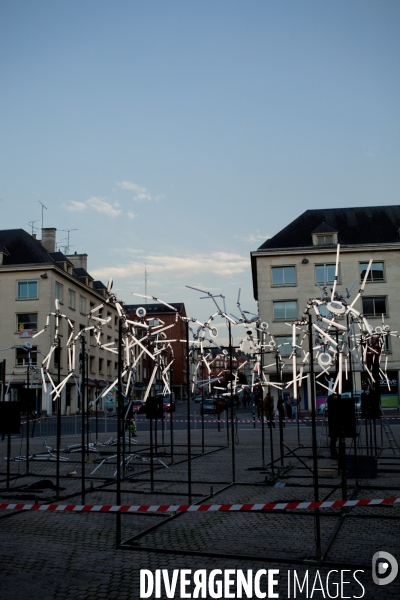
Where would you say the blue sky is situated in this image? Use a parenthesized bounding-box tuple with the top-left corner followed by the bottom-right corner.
(1, 0, 399, 338)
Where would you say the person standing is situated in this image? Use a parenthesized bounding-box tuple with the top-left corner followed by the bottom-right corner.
(264, 392, 275, 428)
(277, 396, 286, 428)
(291, 396, 298, 420)
(285, 396, 292, 419)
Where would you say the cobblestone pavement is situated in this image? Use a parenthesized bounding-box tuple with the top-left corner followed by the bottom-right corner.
(1, 417, 400, 599)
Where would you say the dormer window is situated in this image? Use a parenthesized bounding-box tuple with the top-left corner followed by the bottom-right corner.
(317, 234, 334, 245)
(311, 222, 338, 246)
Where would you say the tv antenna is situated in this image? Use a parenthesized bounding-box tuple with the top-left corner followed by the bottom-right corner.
(38, 201, 48, 230)
(27, 220, 40, 235)
(59, 229, 78, 254)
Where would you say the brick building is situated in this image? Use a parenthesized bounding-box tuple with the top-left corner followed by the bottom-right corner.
(125, 302, 188, 399)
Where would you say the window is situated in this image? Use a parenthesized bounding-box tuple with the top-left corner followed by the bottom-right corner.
(114, 361, 118, 375)
(55, 282, 64, 303)
(274, 336, 298, 357)
(68, 289, 76, 310)
(107, 360, 111, 376)
(99, 358, 104, 373)
(79, 296, 86, 315)
(107, 335, 112, 344)
(360, 262, 384, 282)
(16, 346, 37, 366)
(148, 318, 161, 326)
(89, 356, 95, 373)
(16, 313, 38, 332)
(362, 297, 387, 317)
(384, 336, 391, 353)
(315, 264, 336, 285)
(17, 281, 38, 300)
(107, 311, 112, 327)
(114, 316, 118, 327)
(271, 266, 296, 286)
(273, 301, 297, 320)
(317, 235, 333, 245)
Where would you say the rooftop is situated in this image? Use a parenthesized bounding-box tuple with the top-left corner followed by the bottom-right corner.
(0, 228, 107, 294)
(125, 302, 186, 316)
(256, 205, 400, 251)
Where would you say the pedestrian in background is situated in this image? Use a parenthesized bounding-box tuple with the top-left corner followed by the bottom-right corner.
(291, 396, 298, 420)
(285, 397, 292, 419)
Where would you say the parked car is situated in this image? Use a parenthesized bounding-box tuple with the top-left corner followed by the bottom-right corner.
(317, 392, 362, 416)
(201, 399, 217, 415)
(210, 396, 227, 411)
(131, 400, 146, 414)
(156, 392, 176, 412)
(193, 395, 204, 403)
(163, 398, 176, 412)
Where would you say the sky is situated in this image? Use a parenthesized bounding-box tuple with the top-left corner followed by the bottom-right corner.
(1, 0, 399, 343)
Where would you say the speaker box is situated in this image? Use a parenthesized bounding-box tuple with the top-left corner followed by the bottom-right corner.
(327, 395, 357, 438)
(361, 392, 380, 420)
(145, 396, 163, 419)
(0, 402, 21, 435)
(342, 454, 377, 479)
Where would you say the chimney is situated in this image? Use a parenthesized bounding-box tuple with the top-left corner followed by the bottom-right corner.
(41, 228, 56, 253)
(66, 252, 88, 271)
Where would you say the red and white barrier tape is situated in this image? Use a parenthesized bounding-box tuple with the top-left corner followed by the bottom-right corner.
(1, 497, 399, 514)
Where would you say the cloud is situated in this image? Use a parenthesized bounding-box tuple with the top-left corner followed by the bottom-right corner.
(91, 252, 250, 281)
(127, 211, 136, 219)
(112, 247, 143, 255)
(234, 230, 270, 244)
(65, 200, 87, 212)
(65, 196, 122, 217)
(117, 180, 163, 202)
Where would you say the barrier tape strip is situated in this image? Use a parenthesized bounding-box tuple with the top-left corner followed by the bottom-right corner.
(97, 417, 400, 424)
(0, 498, 399, 514)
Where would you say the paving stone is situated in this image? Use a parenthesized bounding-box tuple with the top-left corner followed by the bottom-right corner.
(0, 418, 399, 599)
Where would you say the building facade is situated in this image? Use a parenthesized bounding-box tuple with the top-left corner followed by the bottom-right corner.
(251, 206, 400, 410)
(0, 227, 121, 415)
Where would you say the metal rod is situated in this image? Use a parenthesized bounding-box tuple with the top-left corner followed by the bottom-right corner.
(81, 334, 86, 504)
(26, 363, 30, 474)
(201, 360, 205, 454)
(95, 393, 98, 443)
(170, 401, 174, 465)
(308, 312, 322, 562)
(6, 432, 11, 490)
(186, 321, 192, 503)
(229, 321, 235, 482)
(56, 337, 61, 499)
(116, 319, 123, 546)
(150, 417, 154, 493)
(261, 330, 265, 467)
(276, 354, 284, 468)
(86, 352, 89, 459)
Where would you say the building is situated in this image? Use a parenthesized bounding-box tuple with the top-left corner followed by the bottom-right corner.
(0, 227, 120, 415)
(251, 205, 400, 409)
(194, 347, 249, 395)
(124, 302, 188, 399)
